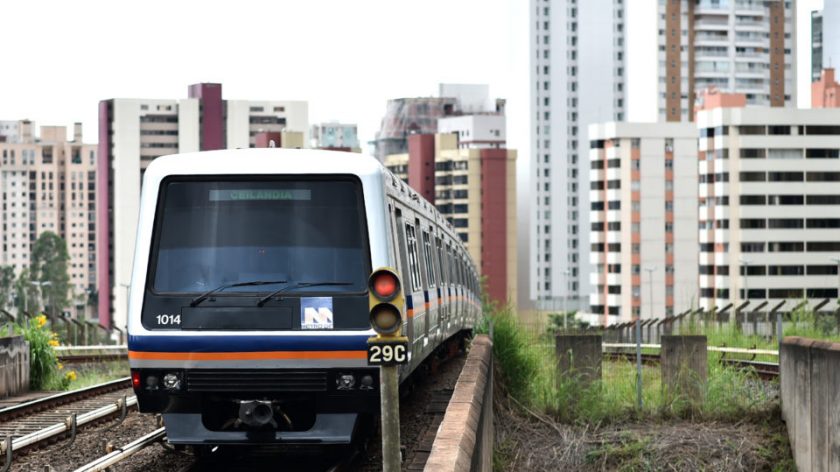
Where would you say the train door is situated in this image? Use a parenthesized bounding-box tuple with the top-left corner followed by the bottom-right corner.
(434, 234, 446, 344)
(403, 220, 423, 353)
(411, 217, 429, 354)
(419, 226, 436, 352)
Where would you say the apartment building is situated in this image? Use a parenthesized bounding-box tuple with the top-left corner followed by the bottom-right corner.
(0, 121, 97, 313)
(384, 133, 517, 304)
(530, 0, 628, 312)
(696, 98, 840, 311)
(811, 3, 840, 84)
(659, 0, 795, 121)
(98, 83, 308, 329)
(588, 122, 698, 323)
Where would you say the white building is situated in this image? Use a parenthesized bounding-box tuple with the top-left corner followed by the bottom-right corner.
(437, 114, 506, 149)
(588, 122, 698, 323)
(529, 0, 627, 311)
(0, 121, 98, 315)
(310, 122, 359, 149)
(696, 104, 840, 311)
(657, 0, 796, 121)
(98, 83, 308, 330)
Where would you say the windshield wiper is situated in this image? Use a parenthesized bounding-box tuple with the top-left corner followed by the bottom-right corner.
(256, 281, 354, 307)
(190, 280, 288, 307)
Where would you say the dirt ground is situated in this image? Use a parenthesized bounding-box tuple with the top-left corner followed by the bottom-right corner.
(494, 394, 795, 472)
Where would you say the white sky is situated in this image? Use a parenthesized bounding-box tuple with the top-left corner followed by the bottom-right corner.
(0, 0, 825, 160)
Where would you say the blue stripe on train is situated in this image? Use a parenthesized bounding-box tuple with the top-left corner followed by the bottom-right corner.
(128, 334, 370, 353)
(406, 294, 413, 310)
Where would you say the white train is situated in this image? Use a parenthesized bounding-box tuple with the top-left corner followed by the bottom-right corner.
(127, 148, 480, 447)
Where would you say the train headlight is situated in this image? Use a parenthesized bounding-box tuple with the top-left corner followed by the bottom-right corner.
(146, 375, 159, 390)
(162, 373, 181, 390)
(336, 373, 356, 390)
(369, 303, 402, 335)
(360, 375, 374, 390)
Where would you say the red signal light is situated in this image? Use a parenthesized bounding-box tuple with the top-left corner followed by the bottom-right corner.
(373, 273, 398, 299)
(131, 371, 141, 389)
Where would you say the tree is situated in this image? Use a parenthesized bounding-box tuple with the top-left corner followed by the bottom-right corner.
(30, 232, 71, 315)
(0, 266, 14, 311)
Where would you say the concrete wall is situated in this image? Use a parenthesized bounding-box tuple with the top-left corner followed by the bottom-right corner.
(780, 336, 840, 471)
(0, 336, 29, 397)
(425, 335, 493, 472)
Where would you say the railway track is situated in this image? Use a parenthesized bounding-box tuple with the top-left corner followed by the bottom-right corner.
(603, 350, 780, 380)
(0, 378, 135, 470)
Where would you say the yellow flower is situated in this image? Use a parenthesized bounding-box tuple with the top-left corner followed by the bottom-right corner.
(57, 363, 64, 370)
(35, 315, 47, 328)
(65, 371, 77, 382)
(51, 332, 58, 339)
(48, 339, 59, 347)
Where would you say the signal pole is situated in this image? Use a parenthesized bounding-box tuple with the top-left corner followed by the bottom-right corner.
(380, 364, 401, 471)
(366, 268, 409, 472)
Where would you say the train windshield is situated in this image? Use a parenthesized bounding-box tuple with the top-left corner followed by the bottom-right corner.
(150, 177, 369, 294)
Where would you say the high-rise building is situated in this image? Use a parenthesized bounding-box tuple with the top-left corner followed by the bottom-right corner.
(371, 84, 504, 161)
(384, 131, 517, 305)
(696, 94, 840, 311)
(310, 122, 360, 151)
(0, 121, 98, 315)
(812, 2, 840, 85)
(812, 9, 823, 83)
(658, 0, 796, 122)
(587, 122, 698, 323)
(530, 0, 628, 312)
(98, 83, 308, 329)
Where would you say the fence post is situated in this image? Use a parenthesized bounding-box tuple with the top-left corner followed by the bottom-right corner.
(635, 317, 642, 410)
(555, 334, 602, 386)
(661, 335, 707, 406)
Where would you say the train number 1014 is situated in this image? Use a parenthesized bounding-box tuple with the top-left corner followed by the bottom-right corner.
(367, 340, 408, 366)
(155, 314, 181, 326)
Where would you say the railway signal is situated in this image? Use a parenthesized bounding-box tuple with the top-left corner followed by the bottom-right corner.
(367, 268, 408, 471)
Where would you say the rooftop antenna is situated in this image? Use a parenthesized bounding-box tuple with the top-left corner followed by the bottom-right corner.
(269, 140, 276, 148)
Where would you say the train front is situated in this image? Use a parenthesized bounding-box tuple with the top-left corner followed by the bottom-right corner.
(127, 150, 384, 445)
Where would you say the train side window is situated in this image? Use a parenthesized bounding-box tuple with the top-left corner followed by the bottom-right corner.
(435, 236, 446, 285)
(421, 230, 436, 288)
(414, 219, 429, 289)
(394, 208, 411, 289)
(405, 223, 422, 292)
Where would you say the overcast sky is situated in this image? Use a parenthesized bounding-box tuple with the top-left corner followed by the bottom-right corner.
(0, 0, 824, 159)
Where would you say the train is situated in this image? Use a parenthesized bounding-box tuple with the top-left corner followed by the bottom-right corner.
(127, 148, 481, 447)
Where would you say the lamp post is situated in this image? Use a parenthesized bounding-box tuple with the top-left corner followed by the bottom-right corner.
(119, 283, 130, 332)
(30, 281, 52, 315)
(562, 269, 571, 330)
(644, 267, 656, 319)
(740, 258, 751, 302)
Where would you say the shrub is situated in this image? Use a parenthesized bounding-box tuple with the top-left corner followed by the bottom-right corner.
(20, 315, 60, 390)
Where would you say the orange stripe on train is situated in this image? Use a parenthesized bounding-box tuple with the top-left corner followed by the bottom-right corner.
(128, 350, 367, 361)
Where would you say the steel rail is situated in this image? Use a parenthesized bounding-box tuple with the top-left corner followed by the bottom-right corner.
(71, 427, 165, 472)
(0, 377, 131, 422)
(0, 396, 138, 455)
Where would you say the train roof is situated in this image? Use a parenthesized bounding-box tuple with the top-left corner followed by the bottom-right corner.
(143, 148, 386, 180)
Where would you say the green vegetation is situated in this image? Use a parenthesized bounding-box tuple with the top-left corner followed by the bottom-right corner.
(69, 361, 129, 390)
(30, 231, 72, 314)
(484, 306, 775, 424)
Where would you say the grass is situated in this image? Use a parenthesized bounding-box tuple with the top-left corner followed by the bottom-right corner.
(485, 306, 776, 424)
(45, 361, 128, 391)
